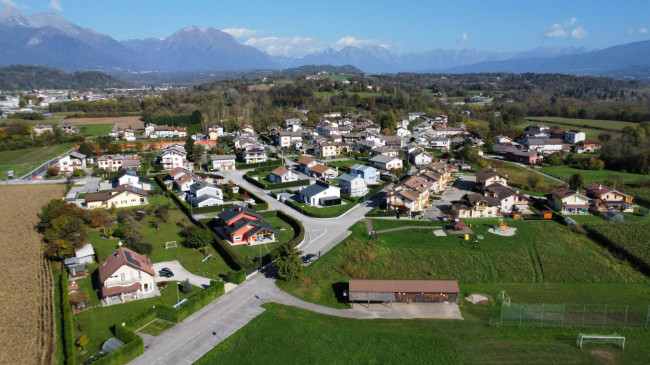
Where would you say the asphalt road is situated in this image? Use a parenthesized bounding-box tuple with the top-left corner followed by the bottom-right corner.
(129, 170, 381, 365)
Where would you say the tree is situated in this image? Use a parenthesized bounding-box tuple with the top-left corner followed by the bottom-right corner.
(580, 156, 605, 170)
(184, 135, 196, 162)
(380, 111, 397, 131)
(87, 209, 112, 229)
(546, 153, 563, 166)
(78, 142, 94, 157)
(181, 278, 192, 293)
(76, 334, 89, 354)
(273, 243, 302, 281)
(190, 109, 204, 125)
(568, 173, 584, 191)
(184, 228, 212, 249)
(46, 167, 59, 177)
(72, 169, 85, 177)
(604, 174, 625, 190)
(527, 173, 541, 190)
(155, 204, 170, 223)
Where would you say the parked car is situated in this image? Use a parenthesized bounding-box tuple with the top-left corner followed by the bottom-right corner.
(302, 253, 317, 264)
(158, 268, 174, 277)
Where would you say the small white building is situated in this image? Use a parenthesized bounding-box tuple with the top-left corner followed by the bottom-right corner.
(410, 150, 433, 166)
(369, 155, 403, 170)
(58, 151, 87, 173)
(338, 174, 368, 197)
(564, 130, 586, 144)
(211, 154, 237, 171)
(115, 169, 152, 190)
(268, 166, 298, 183)
(299, 180, 341, 206)
(396, 127, 411, 138)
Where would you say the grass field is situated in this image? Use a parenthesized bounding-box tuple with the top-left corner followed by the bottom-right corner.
(278, 219, 648, 309)
(525, 116, 638, 132)
(88, 195, 232, 281)
(0, 184, 64, 364)
(0, 143, 75, 179)
(539, 166, 647, 186)
(515, 121, 606, 139)
(197, 301, 650, 365)
(485, 158, 563, 194)
(76, 124, 113, 137)
(63, 116, 143, 130)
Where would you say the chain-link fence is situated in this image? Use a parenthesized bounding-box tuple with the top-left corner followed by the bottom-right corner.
(491, 303, 650, 329)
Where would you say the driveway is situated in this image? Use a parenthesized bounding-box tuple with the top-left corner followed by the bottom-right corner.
(153, 261, 236, 292)
(424, 174, 476, 220)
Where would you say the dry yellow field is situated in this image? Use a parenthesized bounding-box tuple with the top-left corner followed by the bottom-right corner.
(0, 184, 64, 365)
(64, 116, 144, 130)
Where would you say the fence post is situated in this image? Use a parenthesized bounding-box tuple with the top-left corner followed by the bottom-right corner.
(624, 305, 628, 330)
(603, 304, 607, 328)
(582, 304, 586, 327)
(519, 303, 523, 327)
(500, 301, 504, 326)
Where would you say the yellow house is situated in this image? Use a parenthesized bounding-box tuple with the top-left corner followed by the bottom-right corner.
(549, 187, 590, 214)
(85, 184, 149, 210)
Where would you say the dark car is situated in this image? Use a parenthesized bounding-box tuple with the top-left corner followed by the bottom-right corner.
(158, 268, 174, 277)
(302, 254, 317, 264)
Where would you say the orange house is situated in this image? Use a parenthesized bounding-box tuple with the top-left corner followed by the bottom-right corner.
(215, 206, 278, 245)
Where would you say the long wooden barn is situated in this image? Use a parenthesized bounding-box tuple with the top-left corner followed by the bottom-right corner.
(348, 279, 460, 304)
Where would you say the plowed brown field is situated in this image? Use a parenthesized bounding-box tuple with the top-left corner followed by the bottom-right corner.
(0, 184, 64, 365)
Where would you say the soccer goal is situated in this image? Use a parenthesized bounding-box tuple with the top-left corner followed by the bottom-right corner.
(576, 333, 625, 350)
(165, 241, 177, 250)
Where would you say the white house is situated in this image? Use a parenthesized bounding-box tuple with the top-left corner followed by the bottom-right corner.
(296, 156, 319, 174)
(410, 150, 433, 166)
(268, 166, 298, 183)
(160, 145, 187, 170)
(58, 151, 87, 173)
(166, 167, 199, 192)
(144, 124, 187, 138)
(211, 154, 237, 171)
(369, 155, 403, 170)
(187, 180, 223, 208)
(428, 137, 451, 150)
(564, 130, 586, 144)
(97, 247, 157, 304)
(309, 164, 338, 181)
(97, 154, 142, 172)
(75, 244, 95, 265)
(299, 180, 341, 206)
(115, 169, 152, 190)
(396, 127, 411, 138)
(277, 131, 303, 148)
(349, 164, 380, 184)
(242, 146, 267, 164)
(338, 173, 368, 197)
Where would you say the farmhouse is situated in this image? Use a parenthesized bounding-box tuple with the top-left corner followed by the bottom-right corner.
(215, 205, 278, 245)
(210, 154, 237, 171)
(348, 280, 460, 304)
(299, 180, 341, 206)
(573, 140, 602, 153)
(85, 185, 149, 210)
(268, 166, 298, 183)
(97, 247, 157, 304)
(564, 130, 586, 144)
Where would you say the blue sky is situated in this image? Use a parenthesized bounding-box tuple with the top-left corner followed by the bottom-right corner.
(6, 0, 650, 57)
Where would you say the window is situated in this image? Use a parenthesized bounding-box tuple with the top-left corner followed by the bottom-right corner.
(120, 273, 125, 282)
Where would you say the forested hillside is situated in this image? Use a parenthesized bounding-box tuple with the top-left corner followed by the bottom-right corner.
(0, 65, 129, 90)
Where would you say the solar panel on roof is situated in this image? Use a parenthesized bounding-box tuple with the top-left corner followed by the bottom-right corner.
(123, 251, 141, 267)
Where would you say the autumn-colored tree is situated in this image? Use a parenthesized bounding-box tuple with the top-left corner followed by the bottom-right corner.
(88, 209, 112, 229)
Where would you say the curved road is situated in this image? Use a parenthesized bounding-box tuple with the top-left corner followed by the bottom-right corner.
(129, 170, 382, 365)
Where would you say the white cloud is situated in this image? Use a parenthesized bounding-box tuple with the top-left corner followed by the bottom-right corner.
(222, 27, 265, 40)
(244, 36, 324, 57)
(458, 33, 468, 43)
(330, 36, 390, 51)
(571, 26, 588, 39)
(48, 0, 62, 12)
(639, 27, 649, 34)
(0, 0, 27, 9)
(545, 18, 587, 39)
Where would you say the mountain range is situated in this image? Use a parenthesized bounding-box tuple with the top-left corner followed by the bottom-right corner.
(1, 6, 650, 78)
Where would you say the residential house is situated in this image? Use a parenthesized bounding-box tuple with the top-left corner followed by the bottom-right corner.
(296, 156, 318, 174)
(240, 124, 256, 135)
(241, 146, 267, 164)
(160, 145, 187, 170)
(505, 149, 543, 165)
(494, 135, 514, 145)
(85, 185, 148, 210)
(208, 125, 224, 140)
(349, 164, 380, 184)
(371, 146, 399, 157)
(277, 131, 303, 149)
(115, 169, 152, 190)
(187, 180, 223, 208)
(408, 112, 426, 121)
(369, 155, 403, 170)
(474, 167, 508, 190)
(548, 187, 590, 214)
(144, 124, 187, 138)
(385, 176, 431, 214)
(484, 183, 529, 214)
(452, 193, 501, 218)
(268, 166, 298, 183)
(573, 140, 602, 154)
(524, 123, 550, 135)
(233, 135, 258, 149)
(318, 141, 347, 158)
(97, 247, 156, 303)
(285, 118, 302, 128)
(549, 128, 566, 140)
(396, 127, 411, 138)
(410, 150, 433, 166)
(381, 136, 404, 149)
(58, 151, 87, 173)
(428, 137, 451, 150)
(299, 180, 341, 206)
(109, 128, 136, 141)
(33, 124, 53, 135)
(564, 130, 586, 144)
(433, 127, 465, 138)
(165, 167, 199, 192)
(583, 183, 634, 212)
(338, 173, 368, 197)
(211, 154, 236, 171)
(97, 154, 142, 172)
(309, 164, 338, 181)
(75, 244, 95, 265)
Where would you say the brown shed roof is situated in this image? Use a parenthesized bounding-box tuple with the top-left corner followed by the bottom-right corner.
(296, 156, 316, 165)
(349, 279, 460, 294)
(98, 247, 154, 283)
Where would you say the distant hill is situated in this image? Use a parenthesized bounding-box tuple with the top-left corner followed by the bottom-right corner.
(0, 65, 129, 90)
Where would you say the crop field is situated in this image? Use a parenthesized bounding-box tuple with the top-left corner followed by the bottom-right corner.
(197, 302, 650, 365)
(278, 220, 648, 308)
(63, 116, 144, 130)
(76, 124, 113, 137)
(0, 184, 64, 365)
(0, 143, 76, 179)
(583, 222, 650, 269)
(539, 166, 647, 186)
(484, 158, 562, 194)
(525, 116, 637, 131)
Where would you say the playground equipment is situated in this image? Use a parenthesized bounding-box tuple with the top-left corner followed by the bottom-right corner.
(202, 254, 212, 262)
(496, 219, 511, 231)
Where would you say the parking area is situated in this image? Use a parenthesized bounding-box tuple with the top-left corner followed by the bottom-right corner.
(424, 174, 476, 220)
(349, 302, 463, 319)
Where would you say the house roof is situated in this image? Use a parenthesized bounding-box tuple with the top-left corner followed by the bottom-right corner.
(369, 155, 399, 164)
(350, 164, 376, 172)
(296, 156, 316, 165)
(98, 247, 154, 283)
(270, 166, 291, 177)
(484, 183, 527, 201)
(474, 168, 503, 182)
(116, 168, 139, 179)
(101, 282, 142, 298)
(464, 192, 501, 206)
(550, 187, 587, 200)
(75, 244, 95, 259)
(402, 176, 432, 192)
(211, 154, 237, 161)
(85, 184, 149, 203)
(349, 279, 460, 294)
(217, 205, 262, 225)
(583, 183, 612, 196)
(338, 173, 363, 183)
(300, 180, 339, 198)
(309, 164, 335, 174)
(190, 180, 219, 191)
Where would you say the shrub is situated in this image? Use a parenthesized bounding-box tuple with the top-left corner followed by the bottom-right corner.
(227, 269, 247, 284)
(46, 166, 60, 177)
(60, 272, 75, 365)
(181, 278, 192, 293)
(183, 228, 212, 249)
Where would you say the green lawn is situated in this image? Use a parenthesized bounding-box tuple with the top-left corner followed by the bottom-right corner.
(138, 318, 176, 336)
(539, 166, 647, 186)
(196, 301, 650, 365)
(286, 197, 357, 218)
(76, 124, 113, 137)
(0, 143, 75, 179)
(486, 158, 563, 194)
(73, 283, 201, 363)
(228, 215, 296, 266)
(278, 220, 648, 309)
(515, 121, 607, 139)
(525, 117, 637, 132)
(317, 74, 355, 80)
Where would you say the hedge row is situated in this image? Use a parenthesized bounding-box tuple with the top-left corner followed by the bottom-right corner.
(227, 269, 247, 284)
(243, 172, 310, 190)
(60, 271, 75, 365)
(235, 159, 282, 169)
(285, 198, 357, 218)
(92, 326, 143, 365)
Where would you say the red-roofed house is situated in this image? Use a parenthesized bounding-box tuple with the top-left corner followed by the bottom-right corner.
(97, 247, 157, 304)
